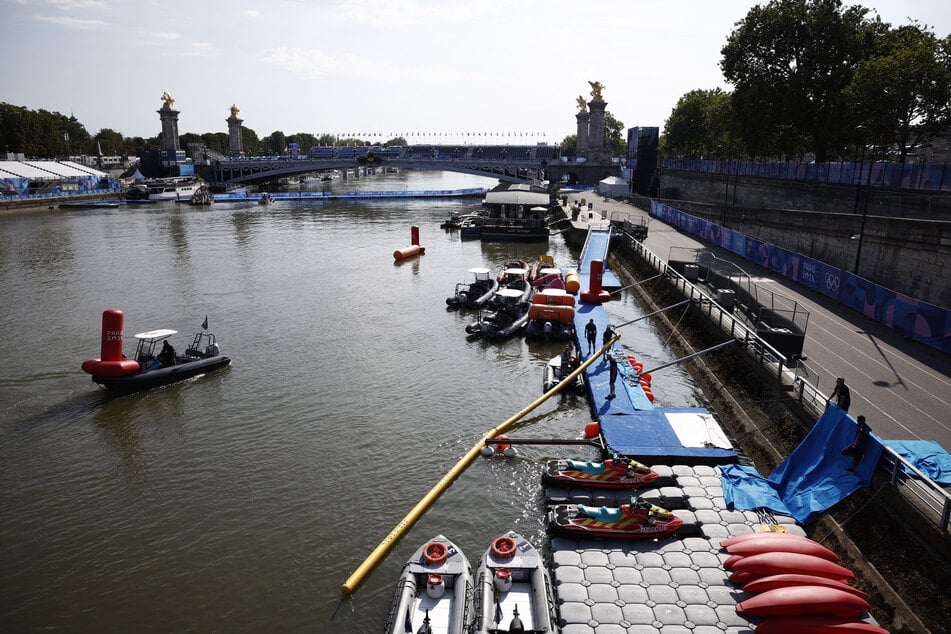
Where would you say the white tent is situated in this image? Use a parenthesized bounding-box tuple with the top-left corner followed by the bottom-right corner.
(597, 176, 629, 198)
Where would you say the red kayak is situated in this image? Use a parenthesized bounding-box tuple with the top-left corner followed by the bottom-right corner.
(736, 585, 870, 618)
(753, 615, 888, 633)
(725, 536, 840, 562)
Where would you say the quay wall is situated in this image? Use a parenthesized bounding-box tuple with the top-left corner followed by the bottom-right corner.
(657, 169, 951, 308)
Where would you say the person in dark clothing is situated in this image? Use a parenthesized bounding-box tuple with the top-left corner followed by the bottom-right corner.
(827, 377, 851, 412)
(158, 340, 176, 367)
(842, 415, 871, 472)
(607, 356, 618, 399)
(585, 318, 597, 356)
(602, 324, 616, 362)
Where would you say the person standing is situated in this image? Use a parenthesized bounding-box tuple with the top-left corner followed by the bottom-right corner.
(842, 415, 871, 472)
(827, 377, 851, 412)
(585, 318, 597, 356)
(602, 324, 616, 362)
(607, 356, 618, 399)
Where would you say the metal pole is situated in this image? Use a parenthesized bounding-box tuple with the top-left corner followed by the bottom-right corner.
(614, 299, 691, 329)
(853, 148, 874, 275)
(641, 339, 737, 376)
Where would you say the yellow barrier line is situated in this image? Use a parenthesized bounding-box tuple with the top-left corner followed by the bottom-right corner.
(340, 333, 621, 596)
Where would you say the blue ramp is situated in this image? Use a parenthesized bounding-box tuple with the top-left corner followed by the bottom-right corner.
(577, 228, 620, 289)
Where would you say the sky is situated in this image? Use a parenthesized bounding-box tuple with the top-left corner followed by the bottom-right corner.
(3, 0, 949, 145)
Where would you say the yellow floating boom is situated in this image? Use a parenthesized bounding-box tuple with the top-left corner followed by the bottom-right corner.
(340, 333, 621, 596)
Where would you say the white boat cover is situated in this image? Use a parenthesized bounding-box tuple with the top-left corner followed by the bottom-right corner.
(133, 329, 177, 340)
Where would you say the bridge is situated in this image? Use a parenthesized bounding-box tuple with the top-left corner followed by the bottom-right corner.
(194, 144, 609, 187)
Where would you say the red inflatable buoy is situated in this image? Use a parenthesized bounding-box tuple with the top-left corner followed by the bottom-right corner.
(491, 536, 517, 559)
(580, 259, 611, 303)
(583, 421, 601, 438)
(422, 541, 448, 565)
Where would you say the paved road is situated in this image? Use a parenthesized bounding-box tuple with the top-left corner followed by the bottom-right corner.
(575, 191, 951, 450)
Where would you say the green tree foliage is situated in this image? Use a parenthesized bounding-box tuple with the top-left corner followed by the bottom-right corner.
(560, 135, 577, 156)
(720, 0, 887, 162)
(265, 130, 286, 154)
(660, 89, 740, 159)
(241, 127, 260, 155)
(845, 23, 951, 162)
(197, 133, 225, 154)
(287, 132, 316, 152)
(603, 112, 626, 157)
(384, 136, 407, 146)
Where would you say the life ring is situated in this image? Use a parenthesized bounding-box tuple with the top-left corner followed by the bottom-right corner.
(422, 541, 449, 565)
(491, 536, 517, 559)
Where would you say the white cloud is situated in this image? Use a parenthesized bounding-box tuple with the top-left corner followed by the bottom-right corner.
(149, 31, 182, 41)
(44, 0, 107, 9)
(243, 9, 259, 18)
(261, 45, 469, 83)
(180, 41, 215, 57)
(34, 14, 105, 29)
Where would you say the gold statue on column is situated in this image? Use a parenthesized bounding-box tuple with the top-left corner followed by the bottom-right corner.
(576, 95, 588, 112)
(588, 81, 605, 100)
(230, 104, 240, 118)
(161, 92, 175, 109)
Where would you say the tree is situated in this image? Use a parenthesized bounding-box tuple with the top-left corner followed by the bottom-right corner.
(604, 112, 626, 157)
(661, 89, 740, 159)
(241, 127, 260, 155)
(384, 136, 406, 146)
(845, 23, 951, 162)
(720, 0, 887, 162)
(265, 130, 286, 154)
(560, 135, 577, 156)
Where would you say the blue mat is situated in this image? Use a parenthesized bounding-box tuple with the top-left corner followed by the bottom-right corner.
(601, 407, 737, 463)
(883, 439, 951, 485)
(722, 407, 883, 524)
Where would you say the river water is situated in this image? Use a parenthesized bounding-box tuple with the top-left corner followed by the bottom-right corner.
(0, 170, 707, 631)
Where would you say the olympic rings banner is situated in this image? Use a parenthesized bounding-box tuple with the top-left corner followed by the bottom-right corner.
(651, 202, 950, 353)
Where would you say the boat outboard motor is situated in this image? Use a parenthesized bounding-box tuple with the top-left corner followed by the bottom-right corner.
(508, 605, 525, 632)
(416, 609, 433, 634)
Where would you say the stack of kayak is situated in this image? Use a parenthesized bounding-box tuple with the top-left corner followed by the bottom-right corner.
(724, 532, 887, 633)
(383, 532, 557, 634)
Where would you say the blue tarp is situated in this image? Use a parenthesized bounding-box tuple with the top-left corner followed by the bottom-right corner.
(721, 407, 883, 524)
(884, 440, 951, 485)
(721, 464, 791, 516)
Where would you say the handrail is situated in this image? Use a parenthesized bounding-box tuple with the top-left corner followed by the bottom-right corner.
(613, 220, 950, 534)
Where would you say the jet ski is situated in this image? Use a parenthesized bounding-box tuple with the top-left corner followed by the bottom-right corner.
(542, 454, 660, 489)
(547, 496, 684, 539)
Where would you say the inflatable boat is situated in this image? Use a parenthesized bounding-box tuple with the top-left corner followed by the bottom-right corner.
(471, 531, 557, 634)
(542, 454, 660, 489)
(82, 309, 230, 393)
(447, 267, 499, 309)
(547, 496, 684, 539)
(383, 534, 473, 634)
(465, 288, 531, 341)
(525, 288, 575, 341)
(541, 355, 585, 395)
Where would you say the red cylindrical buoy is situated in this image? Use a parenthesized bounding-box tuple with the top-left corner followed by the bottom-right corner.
(394, 226, 425, 260)
(100, 308, 125, 361)
(580, 259, 611, 303)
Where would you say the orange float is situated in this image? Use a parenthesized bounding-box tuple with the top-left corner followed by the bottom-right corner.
(422, 541, 448, 565)
(491, 536, 517, 559)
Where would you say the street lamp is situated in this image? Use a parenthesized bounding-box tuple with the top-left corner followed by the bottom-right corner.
(853, 129, 874, 276)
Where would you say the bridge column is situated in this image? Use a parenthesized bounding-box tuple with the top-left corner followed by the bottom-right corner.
(587, 98, 609, 163)
(227, 110, 244, 157)
(576, 111, 590, 155)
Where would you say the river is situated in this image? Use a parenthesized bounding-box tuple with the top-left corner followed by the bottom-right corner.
(0, 169, 708, 631)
